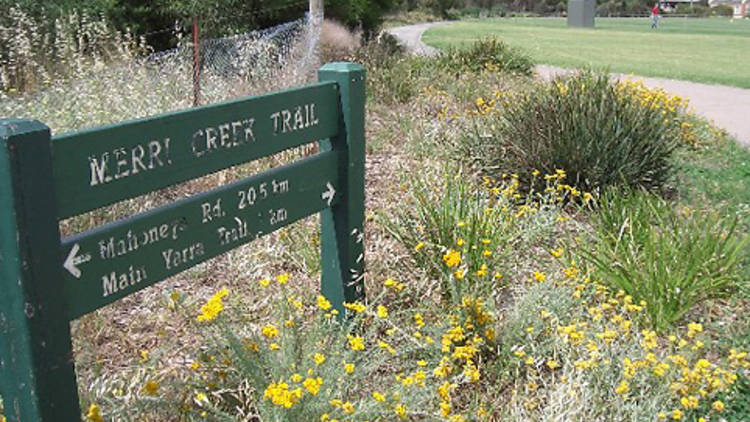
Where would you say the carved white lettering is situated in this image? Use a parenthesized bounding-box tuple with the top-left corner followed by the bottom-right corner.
(201, 198, 224, 223)
(270, 103, 319, 135)
(114, 148, 129, 180)
(294, 106, 304, 130)
(282, 110, 293, 133)
(162, 242, 205, 271)
(102, 265, 147, 297)
(89, 137, 171, 186)
(217, 217, 251, 246)
(191, 118, 255, 158)
(89, 153, 112, 186)
(99, 218, 186, 260)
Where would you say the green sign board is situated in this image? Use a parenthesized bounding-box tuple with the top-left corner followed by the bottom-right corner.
(0, 62, 366, 422)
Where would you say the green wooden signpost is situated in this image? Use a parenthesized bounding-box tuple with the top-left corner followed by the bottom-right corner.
(0, 62, 365, 421)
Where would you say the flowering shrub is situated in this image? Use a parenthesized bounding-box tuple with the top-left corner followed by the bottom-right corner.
(436, 38, 534, 76)
(162, 274, 501, 421)
(501, 264, 748, 421)
(382, 169, 583, 300)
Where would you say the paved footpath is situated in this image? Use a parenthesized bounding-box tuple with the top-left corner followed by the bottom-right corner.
(387, 22, 750, 147)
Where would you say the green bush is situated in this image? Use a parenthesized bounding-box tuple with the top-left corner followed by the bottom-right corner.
(711, 5, 735, 16)
(466, 71, 682, 194)
(583, 189, 748, 331)
(674, 4, 712, 17)
(437, 38, 534, 75)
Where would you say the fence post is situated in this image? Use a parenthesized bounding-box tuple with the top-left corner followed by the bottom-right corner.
(317, 63, 366, 315)
(0, 119, 80, 421)
(309, 0, 324, 19)
(192, 17, 201, 107)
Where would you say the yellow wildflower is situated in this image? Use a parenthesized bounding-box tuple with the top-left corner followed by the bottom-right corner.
(615, 380, 629, 395)
(443, 249, 462, 267)
(317, 295, 332, 310)
(264, 381, 303, 408)
(276, 273, 290, 285)
(142, 380, 159, 396)
(194, 392, 208, 405)
(641, 330, 658, 350)
(394, 403, 407, 420)
(87, 403, 103, 422)
(343, 301, 366, 313)
(440, 401, 451, 416)
(347, 335, 365, 351)
(196, 287, 229, 322)
(261, 325, 279, 339)
(377, 305, 388, 319)
(687, 322, 703, 338)
(414, 313, 425, 328)
(302, 377, 323, 395)
(384, 278, 406, 291)
(313, 353, 326, 365)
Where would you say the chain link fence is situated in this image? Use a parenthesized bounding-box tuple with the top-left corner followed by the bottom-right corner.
(0, 12, 322, 135)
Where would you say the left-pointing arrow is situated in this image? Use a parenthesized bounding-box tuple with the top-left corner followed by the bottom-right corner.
(63, 243, 91, 278)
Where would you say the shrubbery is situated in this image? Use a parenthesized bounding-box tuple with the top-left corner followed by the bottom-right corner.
(358, 37, 533, 105)
(436, 38, 534, 75)
(464, 71, 685, 194)
(711, 5, 735, 17)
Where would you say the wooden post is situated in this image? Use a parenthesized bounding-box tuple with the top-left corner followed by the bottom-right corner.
(309, 0, 324, 19)
(318, 63, 366, 316)
(192, 17, 201, 107)
(0, 119, 80, 422)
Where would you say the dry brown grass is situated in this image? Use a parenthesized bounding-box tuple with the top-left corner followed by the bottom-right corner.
(319, 19, 361, 63)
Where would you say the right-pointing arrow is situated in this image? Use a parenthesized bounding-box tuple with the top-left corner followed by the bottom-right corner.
(322, 182, 336, 206)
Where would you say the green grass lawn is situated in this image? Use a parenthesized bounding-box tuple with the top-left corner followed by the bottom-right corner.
(423, 17, 750, 88)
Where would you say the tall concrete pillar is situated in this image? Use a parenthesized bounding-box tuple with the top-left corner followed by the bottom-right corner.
(568, 0, 596, 28)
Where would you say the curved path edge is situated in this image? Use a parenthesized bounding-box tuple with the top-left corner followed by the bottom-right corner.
(387, 22, 750, 147)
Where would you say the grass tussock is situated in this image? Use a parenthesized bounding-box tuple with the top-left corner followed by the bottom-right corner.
(584, 189, 748, 331)
(464, 71, 686, 194)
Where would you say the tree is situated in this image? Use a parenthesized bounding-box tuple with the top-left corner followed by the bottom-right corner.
(325, 0, 398, 36)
